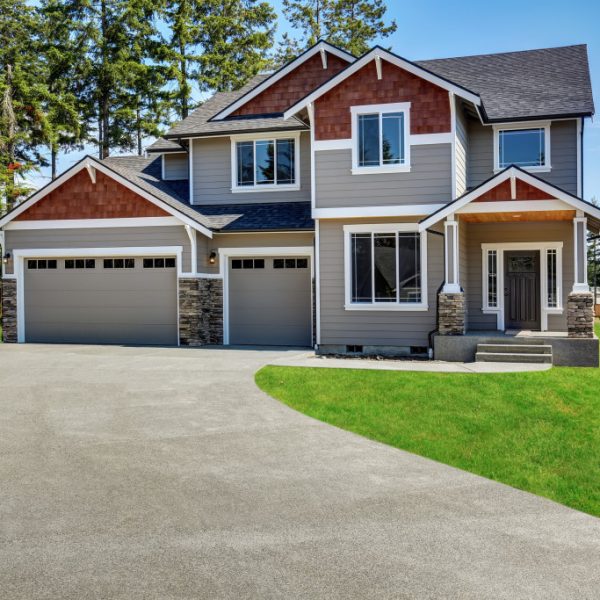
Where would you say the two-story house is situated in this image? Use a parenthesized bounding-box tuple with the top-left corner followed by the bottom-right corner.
(0, 41, 597, 365)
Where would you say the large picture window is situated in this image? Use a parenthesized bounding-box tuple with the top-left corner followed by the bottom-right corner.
(347, 228, 424, 308)
(351, 103, 410, 174)
(233, 135, 298, 190)
(494, 123, 550, 171)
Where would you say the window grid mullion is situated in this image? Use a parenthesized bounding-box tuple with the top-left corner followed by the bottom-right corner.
(371, 233, 375, 303)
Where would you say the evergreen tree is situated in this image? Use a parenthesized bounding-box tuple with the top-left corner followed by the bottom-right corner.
(278, 0, 396, 62)
(161, 0, 276, 120)
(0, 0, 49, 211)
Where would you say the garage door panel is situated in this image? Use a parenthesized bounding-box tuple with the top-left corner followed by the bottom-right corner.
(24, 256, 177, 345)
(229, 256, 311, 346)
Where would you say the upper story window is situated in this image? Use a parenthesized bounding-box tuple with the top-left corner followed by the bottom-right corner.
(494, 122, 551, 172)
(351, 103, 411, 175)
(231, 132, 300, 192)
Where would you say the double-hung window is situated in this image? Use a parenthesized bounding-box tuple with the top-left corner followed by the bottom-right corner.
(494, 123, 551, 172)
(351, 103, 411, 174)
(345, 225, 426, 310)
(232, 133, 299, 191)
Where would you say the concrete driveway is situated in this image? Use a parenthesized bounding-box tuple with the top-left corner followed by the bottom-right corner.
(1, 344, 599, 599)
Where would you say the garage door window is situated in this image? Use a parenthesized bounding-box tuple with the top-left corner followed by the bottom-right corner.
(143, 257, 176, 268)
(104, 258, 135, 269)
(231, 259, 265, 269)
(28, 259, 57, 270)
(65, 259, 95, 269)
(273, 258, 308, 269)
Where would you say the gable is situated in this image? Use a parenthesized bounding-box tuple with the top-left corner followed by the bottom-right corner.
(231, 51, 349, 117)
(15, 169, 170, 221)
(314, 59, 451, 141)
(475, 179, 556, 202)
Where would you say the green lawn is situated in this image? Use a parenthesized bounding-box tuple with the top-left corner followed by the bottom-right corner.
(256, 363, 600, 517)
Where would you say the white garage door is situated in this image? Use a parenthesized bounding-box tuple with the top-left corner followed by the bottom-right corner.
(24, 255, 178, 345)
(228, 256, 312, 346)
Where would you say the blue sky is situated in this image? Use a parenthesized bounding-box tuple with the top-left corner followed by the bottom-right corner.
(38, 0, 600, 201)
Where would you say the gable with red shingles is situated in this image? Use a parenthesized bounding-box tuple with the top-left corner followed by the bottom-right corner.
(231, 51, 349, 116)
(314, 60, 451, 141)
(16, 169, 170, 221)
(475, 179, 557, 202)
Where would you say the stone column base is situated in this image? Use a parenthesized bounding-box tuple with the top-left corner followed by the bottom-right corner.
(1, 279, 17, 343)
(567, 291, 594, 338)
(179, 278, 223, 345)
(438, 292, 465, 335)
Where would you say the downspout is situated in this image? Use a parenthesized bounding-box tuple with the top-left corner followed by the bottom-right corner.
(426, 228, 446, 358)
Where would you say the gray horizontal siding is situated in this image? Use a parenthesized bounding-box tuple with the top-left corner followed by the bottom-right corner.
(5, 226, 192, 273)
(318, 219, 444, 347)
(464, 221, 573, 331)
(198, 231, 315, 273)
(315, 145, 452, 208)
(192, 132, 311, 204)
(163, 153, 188, 180)
(467, 119, 578, 194)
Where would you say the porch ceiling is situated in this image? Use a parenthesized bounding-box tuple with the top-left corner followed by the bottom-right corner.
(458, 210, 575, 223)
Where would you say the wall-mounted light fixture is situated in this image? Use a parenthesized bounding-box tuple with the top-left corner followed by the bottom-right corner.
(2, 252, 10, 265)
(208, 250, 217, 265)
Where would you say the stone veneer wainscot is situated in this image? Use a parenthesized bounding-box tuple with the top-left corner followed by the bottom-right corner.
(178, 278, 223, 346)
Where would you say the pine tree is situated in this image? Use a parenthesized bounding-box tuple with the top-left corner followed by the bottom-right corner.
(38, 0, 87, 179)
(278, 0, 396, 61)
(0, 0, 49, 211)
(161, 0, 277, 120)
(327, 0, 397, 56)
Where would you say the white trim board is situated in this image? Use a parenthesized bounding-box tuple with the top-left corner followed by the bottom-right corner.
(283, 46, 481, 120)
(218, 246, 315, 345)
(480, 242, 563, 332)
(4, 217, 182, 230)
(0, 157, 213, 239)
(11, 245, 184, 344)
(314, 204, 444, 219)
(212, 41, 355, 121)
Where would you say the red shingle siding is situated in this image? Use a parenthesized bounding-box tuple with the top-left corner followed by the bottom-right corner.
(475, 179, 555, 202)
(314, 60, 451, 140)
(16, 169, 170, 220)
(231, 52, 349, 116)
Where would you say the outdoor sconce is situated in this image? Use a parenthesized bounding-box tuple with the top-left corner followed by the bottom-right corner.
(208, 250, 217, 265)
(2, 252, 10, 265)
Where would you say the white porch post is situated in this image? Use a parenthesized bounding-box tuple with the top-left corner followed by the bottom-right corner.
(443, 215, 461, 293)
(572, 212, 589, 293)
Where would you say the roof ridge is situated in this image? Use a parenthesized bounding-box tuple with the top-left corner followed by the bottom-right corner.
(416, 43, 587, 64)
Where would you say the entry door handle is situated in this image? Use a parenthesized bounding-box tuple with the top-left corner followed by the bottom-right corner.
(504, 288, 509, 296)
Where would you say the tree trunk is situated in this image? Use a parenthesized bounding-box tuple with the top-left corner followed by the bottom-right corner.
(99, 0, 110, 159)
(2, 64, 16, 210)
(179, 47, 188, 119)
(137, 104, 142, 155)
(51, 144, 58, 180)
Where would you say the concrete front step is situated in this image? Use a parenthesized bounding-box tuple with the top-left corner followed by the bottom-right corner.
(475, 352, 553, 364)
(477, 344, 553, 355)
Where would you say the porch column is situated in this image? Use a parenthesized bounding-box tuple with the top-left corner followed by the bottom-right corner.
(438, 216, 465, 335)
(568, 213, 594, 338)
(442, 216, 461, 293)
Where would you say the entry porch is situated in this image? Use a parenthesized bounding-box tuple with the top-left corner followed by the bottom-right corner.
(422, 166, 599, 366)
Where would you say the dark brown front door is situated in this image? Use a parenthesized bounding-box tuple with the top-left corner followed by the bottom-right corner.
(504, 250, 540, 330)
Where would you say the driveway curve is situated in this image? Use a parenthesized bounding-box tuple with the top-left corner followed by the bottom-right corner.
(1, 344, 599, 599)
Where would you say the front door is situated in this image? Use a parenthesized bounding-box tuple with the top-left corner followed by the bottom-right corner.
(504, 250, 540, 330)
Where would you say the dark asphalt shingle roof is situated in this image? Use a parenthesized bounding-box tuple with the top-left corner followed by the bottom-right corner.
(146, 138, 186, 153)
(165, 74, 309, 139)
(191, 201, 313, 232)
(101, 155, 313, 232)
(417, 44, 594, 121)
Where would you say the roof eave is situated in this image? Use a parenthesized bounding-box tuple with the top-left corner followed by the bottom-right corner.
(163, 124, 309, 140)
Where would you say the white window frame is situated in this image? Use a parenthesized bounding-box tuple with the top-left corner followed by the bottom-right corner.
(351, 102, 411, 175)
(230, 131, 301, 193)
(481, 242, 563, 331)
(493, 121, 551, 173)
(343, 223, 428, 311)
